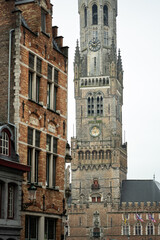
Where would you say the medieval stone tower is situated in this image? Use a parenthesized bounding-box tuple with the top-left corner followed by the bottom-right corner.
(68, 0, 127, 239)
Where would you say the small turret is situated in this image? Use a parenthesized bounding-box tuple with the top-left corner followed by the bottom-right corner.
(74, 40, 81, 80)
(117, 49, 123, 84)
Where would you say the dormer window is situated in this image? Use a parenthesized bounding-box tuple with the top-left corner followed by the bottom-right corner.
(0, 131, 9, 156)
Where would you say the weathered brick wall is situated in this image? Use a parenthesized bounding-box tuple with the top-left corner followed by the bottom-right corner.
(0, 0, 68, 239)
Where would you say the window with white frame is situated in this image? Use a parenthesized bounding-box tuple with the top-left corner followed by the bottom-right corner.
(28, 53, 42, 104)
(46, 135, 57, 188)
(47, 65, 58, 111)
(27, 127, 40, 184)
(25, 215, 39, 240)
(0, 131, 9, 156)
(122, 223, 130, 235)
(45, 218, 56, 240)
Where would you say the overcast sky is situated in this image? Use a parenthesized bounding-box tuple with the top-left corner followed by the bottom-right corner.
(51, 0, 160, 182)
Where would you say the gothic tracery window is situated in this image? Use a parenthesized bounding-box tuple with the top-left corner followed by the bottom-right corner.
(122, 223, 130, 235)
(92, 150, 97, 160)
(78, 151, 84, 160)
(103, 5, 108, 26)
(85, 151, 90, 160)
(99, 150, 104, 160)
(97, 95, 103, 116)
(147, 222, 154, 235)
(88, 96, 94, 116)
(135, 222, 142, 235)
(106, 150, 111, 160)
(92, 4, 98, 25)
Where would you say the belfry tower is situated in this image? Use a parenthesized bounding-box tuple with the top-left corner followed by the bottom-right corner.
(68, 0, 127, 239)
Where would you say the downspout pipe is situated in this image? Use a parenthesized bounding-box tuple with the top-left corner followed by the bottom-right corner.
(8, 29, 17, 152)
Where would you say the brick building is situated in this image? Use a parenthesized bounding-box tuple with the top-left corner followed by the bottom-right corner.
(0, 124, 30, 239)
(66, 0, 160, 239)
(0, 0, 68, 239)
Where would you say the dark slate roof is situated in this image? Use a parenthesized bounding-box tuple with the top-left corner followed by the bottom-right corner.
(121, 180, 160, 204)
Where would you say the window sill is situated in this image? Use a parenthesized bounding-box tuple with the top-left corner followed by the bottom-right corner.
(47, 108, 60, 115)
(46, 186, 59, 191)
(28, 98, 43, 107)
(41, 30, 50, 38)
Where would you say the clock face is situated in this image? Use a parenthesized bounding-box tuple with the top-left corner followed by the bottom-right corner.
(89, 39, 101, 52)
(90, 126, 100, 137)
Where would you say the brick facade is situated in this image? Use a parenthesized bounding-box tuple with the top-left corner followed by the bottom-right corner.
(0, 0, 68, 239)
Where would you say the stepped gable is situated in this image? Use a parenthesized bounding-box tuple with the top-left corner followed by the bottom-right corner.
(121, 180, 160, 204)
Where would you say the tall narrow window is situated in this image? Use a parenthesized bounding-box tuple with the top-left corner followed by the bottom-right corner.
(97, 94, 103, 116)
(28, 53, 41, 103)
(147, 223, 154, 235)
(103, 5, 108, 26)
(104, 31, 108, 46)
(92, 4, 98, 25)
(28, 72, 33, 100)
(8, 184, 14, 219)
(0, 131, 9, 156)
(36, 58, 42, 74)
(123, 223, 129, 235)
(27, 127, 40, 184)
(84, 7, 87, 27)
(36, 76, 40, 103)
(53, 86, 57, 111)
(25, 216, 38, 240)
(45, 218, 56, 240)
(0, 183, 2, 218)
(41, 9, 46, 33)
(46, 135, 57, 188)
(47, 83, 51, 109)
(93, 31, 98, 40)
(54, 69, 58, 84)
(135, 223, 142, 235)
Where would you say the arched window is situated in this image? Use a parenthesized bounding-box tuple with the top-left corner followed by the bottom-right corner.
(135, 222, 142, 235)
(92, 151, 97, 160)
(106, 150, 111, 160)
(92, 4, 98, 25)
(84, 7, 87, 27)
(122, 223, 130, 235)
(97, 95, 103, 116)
(78, 151, 84, 160)
(0, 131, 9, 156)
(88, 96, 94, 116)
(103, 5, 108, 26)
(85, 151, 90, 160)
(147, 222, 154, 235)
(99, 150, 104, 160)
